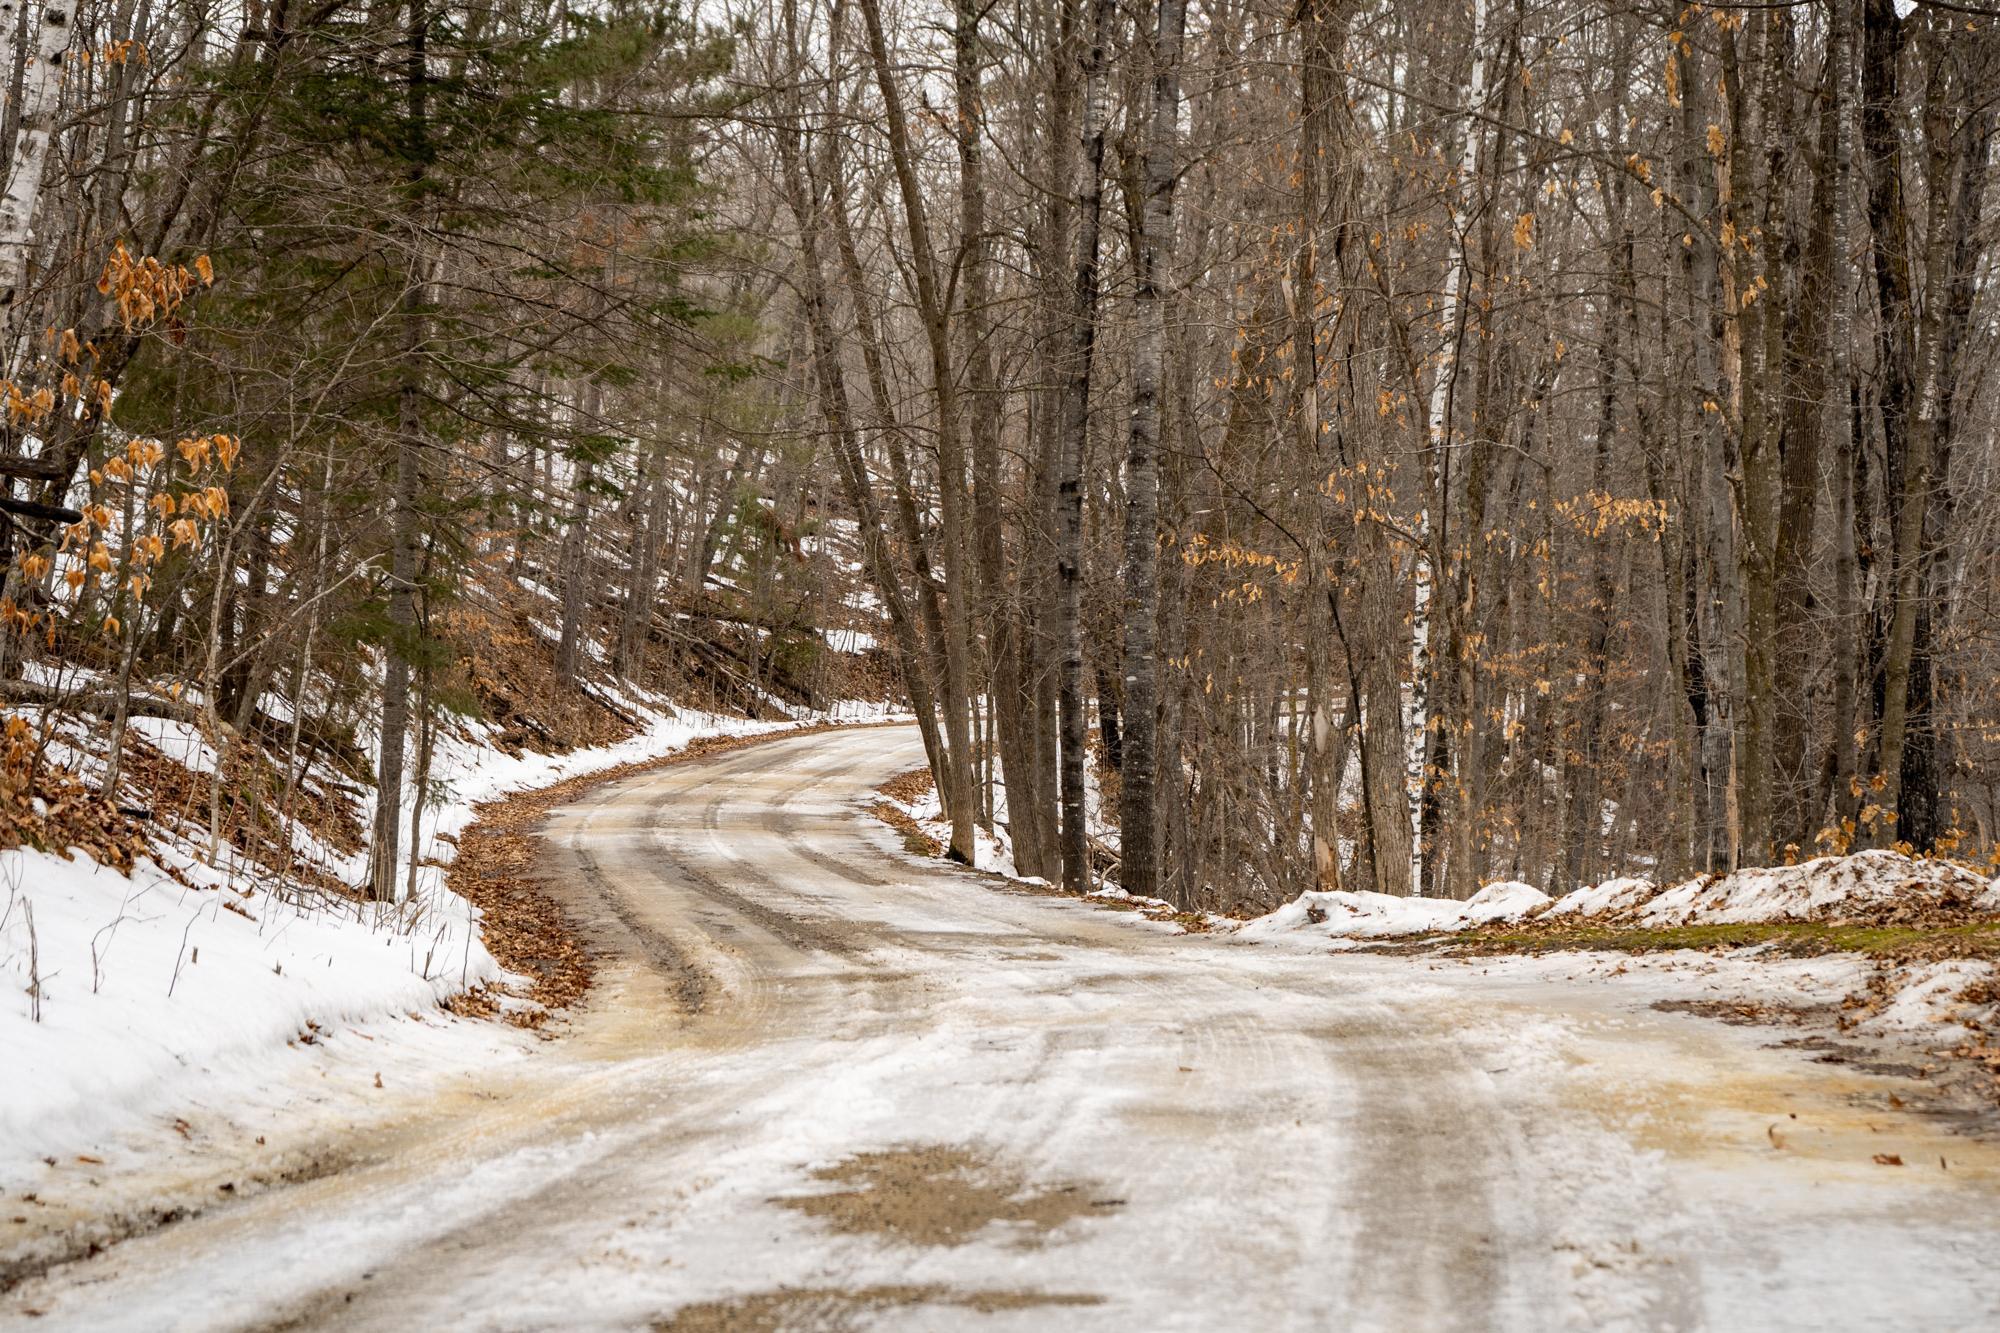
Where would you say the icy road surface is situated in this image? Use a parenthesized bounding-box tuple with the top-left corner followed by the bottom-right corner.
(8, 726, 2000, 1331)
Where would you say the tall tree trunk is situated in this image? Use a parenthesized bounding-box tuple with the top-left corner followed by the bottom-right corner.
(556, 384, 598, 689)
(370, 0, 428, 903)
(0, 0, 77, 339)
(823, 138, 959, 787)
(952, 0, 1048, 876)
(1563, 185, 1624, 891)
(1410, 0, 1488, 894)
(1725, 13, 1781, 867)
(1118, 0, 1189, 904)
(1021, 0, 1079, 888)
(1053, 0, 1116, 892)
(1898, 31, 1994, 849)
(1772, 4, 1844, 855)
(1294, 0, 1346, 891)
(1679, 39, 1736, 872)
(1861, 0, 1918, 842)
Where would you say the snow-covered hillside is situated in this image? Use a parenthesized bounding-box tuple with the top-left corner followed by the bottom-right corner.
(0, 693, 892, 1173)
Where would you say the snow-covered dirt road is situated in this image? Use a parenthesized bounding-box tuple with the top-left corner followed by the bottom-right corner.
(8, 726, 2000, 1331)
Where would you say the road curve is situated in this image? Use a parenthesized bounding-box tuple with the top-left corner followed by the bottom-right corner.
(9, 725, 2000, 1332)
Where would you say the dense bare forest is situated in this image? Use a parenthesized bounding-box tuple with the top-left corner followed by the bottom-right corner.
(16, 3, 2000, 1323)
(3, 0, 1997, 915)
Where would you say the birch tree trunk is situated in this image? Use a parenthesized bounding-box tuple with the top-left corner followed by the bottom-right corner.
(1119, 0, 1190, 904)
(1054, 0, 1116, 892)
(0, 0, 76, 348)
(1410, 0, 1487, 895)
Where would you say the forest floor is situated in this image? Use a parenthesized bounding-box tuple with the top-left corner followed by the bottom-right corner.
(4, 724, 1999, 1331)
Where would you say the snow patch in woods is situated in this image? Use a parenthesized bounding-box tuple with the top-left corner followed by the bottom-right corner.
(1628, 851, 1992, 926)
(1543, 875, 1661, 919)
(118, 717, 219, 774)
(1238, 881, 1554, 943)
(822, 626, 878, 654)
(1243, 850, 1997, 944)
(0, 692, 882, 1178)
(1463, 879, 1552, 920)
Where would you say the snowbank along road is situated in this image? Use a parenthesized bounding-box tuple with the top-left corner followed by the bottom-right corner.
(9, 725, 2000, 1331)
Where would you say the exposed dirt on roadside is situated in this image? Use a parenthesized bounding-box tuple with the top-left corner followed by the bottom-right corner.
(651, 1283, 1104, 1332)
(773, 1145, 1119, 1248)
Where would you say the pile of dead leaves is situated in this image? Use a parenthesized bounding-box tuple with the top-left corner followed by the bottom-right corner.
(0, 754, 144, 873)
(870, 799, 943, 859)
(447, 802, 595, 1028)
(877, 765, 934, 807)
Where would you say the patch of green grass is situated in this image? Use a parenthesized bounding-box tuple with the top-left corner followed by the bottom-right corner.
(1443, 919, 2000, 959)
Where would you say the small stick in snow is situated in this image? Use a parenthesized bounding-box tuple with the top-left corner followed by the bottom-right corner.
(25, 899, 40, 1022)
(169, 911, 198, 996)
